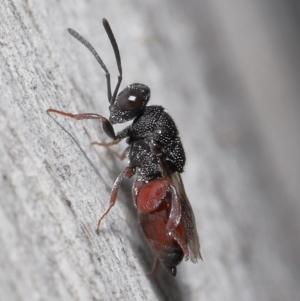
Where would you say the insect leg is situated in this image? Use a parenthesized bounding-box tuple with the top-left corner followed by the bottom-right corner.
(92, 139, 127, 160)
(107, 148, 127, 160)
(166, 185, 181, 231)
(167, 185, 189, 259)
(47, 109, 117, 140)
(92, 144, 127, 161)
(92, 139, 122, 147)
(96, 166, 134, 235)
(147, 257, 159, 276)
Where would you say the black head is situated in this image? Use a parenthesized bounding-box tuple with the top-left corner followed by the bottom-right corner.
(68, 19, 150, 124)
(109, 83, 150, 124)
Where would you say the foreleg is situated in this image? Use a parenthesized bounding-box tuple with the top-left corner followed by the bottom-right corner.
(47, 109, 117, 140)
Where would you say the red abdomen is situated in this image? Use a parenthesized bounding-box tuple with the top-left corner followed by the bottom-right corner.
(133, 179, 187, 276)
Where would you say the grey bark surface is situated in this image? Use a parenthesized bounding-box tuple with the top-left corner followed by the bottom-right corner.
(1, 1, 300, 301)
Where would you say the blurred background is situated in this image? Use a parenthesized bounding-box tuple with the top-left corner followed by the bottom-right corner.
(134, 1, 300, 300)
(1, 0, 299, 300)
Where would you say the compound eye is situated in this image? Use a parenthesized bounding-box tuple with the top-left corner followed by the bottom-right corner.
(117, 89, 144, 111)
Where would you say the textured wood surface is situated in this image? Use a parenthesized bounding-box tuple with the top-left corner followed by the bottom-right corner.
(1, 1, 299, 300)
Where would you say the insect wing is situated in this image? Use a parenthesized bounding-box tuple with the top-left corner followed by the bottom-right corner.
(171, 171, 202, 262)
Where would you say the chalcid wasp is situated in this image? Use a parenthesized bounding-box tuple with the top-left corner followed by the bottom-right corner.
(47, 19, 202, 276)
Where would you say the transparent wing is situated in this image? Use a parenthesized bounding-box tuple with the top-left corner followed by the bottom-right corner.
(171, 172, 202, 262)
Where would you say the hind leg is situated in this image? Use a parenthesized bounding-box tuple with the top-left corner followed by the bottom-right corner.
(96, 166, 134, 234)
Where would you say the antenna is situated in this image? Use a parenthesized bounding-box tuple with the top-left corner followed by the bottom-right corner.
(68, 19, 123, 104)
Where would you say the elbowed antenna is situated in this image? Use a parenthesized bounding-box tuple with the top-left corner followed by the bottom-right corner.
(102, 18, 123, 103)
(67, 28, 112, 102)
(67, 19, 123, 104)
